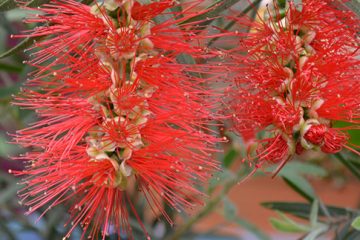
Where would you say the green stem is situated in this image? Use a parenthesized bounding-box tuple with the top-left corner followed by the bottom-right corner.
(165, 170, 243, 240)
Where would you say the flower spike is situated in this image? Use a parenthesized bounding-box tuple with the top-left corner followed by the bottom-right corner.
(228, 0, 360, 174)
(12, 0, 226, 239)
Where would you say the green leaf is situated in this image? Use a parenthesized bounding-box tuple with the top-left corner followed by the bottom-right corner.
(334, 153, 360, 180)
(352, 216, 360, 231)
(278, 162, 326, 201)
(81, 0, 95, 4)
(0, 81, 22, 98)
(345, 0, 360, 17)
(333, 121, 360, 147)
(277, 0, 286, 8)
(25, 0, 51, 8)
(0, 182, 21, 204)
(223, 148, 238, 168)
(262, 202, 360, 220)
(0, 36, 43, 59)
(176, 53, 196, 65)
(280, 161, 327, 177)
(0, 61, 23, 72)
(5, 9, 29, 21)
(270, 211, 310, 233)
(0, 133, 19, 157)
(309, 200, 319, 227)
(282, 175, 315, 202)
(303, 225, 329, 240)
(0, 0, 17, 12)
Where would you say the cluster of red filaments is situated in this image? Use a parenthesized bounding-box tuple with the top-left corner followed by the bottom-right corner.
(12, 0, 223, 239)
(229, 0, 360, 170)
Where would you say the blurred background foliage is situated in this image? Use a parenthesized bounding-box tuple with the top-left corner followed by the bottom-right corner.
(0, 0, 359, 239)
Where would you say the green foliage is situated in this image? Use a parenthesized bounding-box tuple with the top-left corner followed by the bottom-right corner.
(352, 216, 360, 231)
(345, 0, 360, 17)
(0, 134, 18, 158)
(0, 0, 17, 12)
(266, 199, 360, 240)
(262, 201, 359, 219)
(309, 199, 319, 227)
(25, 0, 50, 8)
(277, 161, 326, 201)
(222, 148, 238, 168)
(263, 200, 360, 239)
(0, 0, 51, 12)
(0, 61, 22, 72)
(334, 153, 360, 180)
(270, 211, 310, 233)
(334, 121, 360, 147)
(0, 36, 44, 59)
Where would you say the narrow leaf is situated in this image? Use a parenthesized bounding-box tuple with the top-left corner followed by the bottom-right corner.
(81, 0, 94, 5)
(25, 0, 51, 8)
(270, 211, 310, 233)
(223, 148, 238, 168)
(0, 0, 17, 12)
(262, 202, 359, 219)
(0, 36, 42, 59)
(0, 61, 23, 72)
(352, 216, 360, 231)
(345, 0, 360, 17)
(333, 121, 360, 147)
(282, 175, 315, 202)
(280, 161, 327, 177)
(0, 183, 21, 203)
(0, 80, 22, 98)
(176, 53, 196, 65)
(303, 225, 329, 240)
(310, 200, 319, 227)
(334, 153, 360, 180)
(277, 0, 287, 8)
(278, 161, 326, 201)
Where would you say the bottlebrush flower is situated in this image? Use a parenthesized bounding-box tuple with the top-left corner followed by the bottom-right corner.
(11, 0, 224, 239)
(227, 0, 360, 173)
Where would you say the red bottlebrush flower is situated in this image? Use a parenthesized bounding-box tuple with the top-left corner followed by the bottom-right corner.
(321, 128, 348, 154)
(12, 1, 224, 239)
(304, 124, 328, 146)
(256, 134, 293, 164)
(228, 0, 360, 171)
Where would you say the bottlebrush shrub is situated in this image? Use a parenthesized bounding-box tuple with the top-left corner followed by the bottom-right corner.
(10, 0, 225, 239)
(227, 0, 360, 174)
